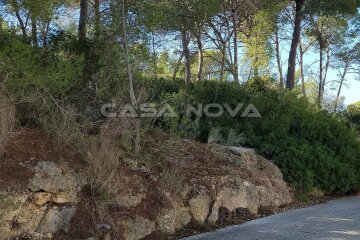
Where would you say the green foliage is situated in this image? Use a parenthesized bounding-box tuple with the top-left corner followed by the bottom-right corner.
(0, 32, 87, 138)
(345, 101, 360, 134)
(241, 9, 277, 77)
(208, 128, 246, 146)
(147, 79, 360, 193)
(305, 0, 360, 16)
(134, 0, 221, 32)
(0, 34, 82, 98)
(208, 127, 223, 144)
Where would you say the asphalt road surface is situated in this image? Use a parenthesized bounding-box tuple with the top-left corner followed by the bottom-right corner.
(183, 196, 360, 240)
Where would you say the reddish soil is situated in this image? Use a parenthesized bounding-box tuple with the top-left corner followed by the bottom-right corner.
(0, 129, 85, 192)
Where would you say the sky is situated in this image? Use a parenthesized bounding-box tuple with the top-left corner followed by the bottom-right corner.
(341, 77, 360, 105)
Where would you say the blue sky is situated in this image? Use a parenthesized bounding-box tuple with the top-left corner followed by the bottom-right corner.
(341, 77, 360, 105)
(301, 50, 359, 106)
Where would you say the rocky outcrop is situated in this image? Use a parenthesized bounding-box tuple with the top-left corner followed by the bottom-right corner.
(207, 181, 258, 224)
(0, 161, 85, 239)
(189, 191, 211, 224)
(113, 145, 293, 240)
(0, 135, 292, 240)
(120, 217, 156, 240)
(156, 201, 191, 234)
(204, 147, 292, 225)
(29, 161, 85, 203)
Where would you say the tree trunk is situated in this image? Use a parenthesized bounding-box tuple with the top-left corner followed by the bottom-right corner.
(0, 17, 3, 37)
(299, 40, 306, 97)
(41, 21, 50, 46)
(79, 0, 88, 42)
(254, 56, 259, 79)
(286, 0, 304, 90)
(152, 31, 157, 80)
(220, 44, 226, 81)
(275, 30, 284, 88)
(334, 64, 348, 113)
(12, 0, 27, 39)
(232, 9, 239, 83)
(173, 52, 185, 81)
(318, 49, 323, 107)
(323, 49, 331, 91)
(31, 17, 38, 47)
(121, 0, 140, 155)
(195, 30, 204, 81)
(94, 0, 100, 37)
(181, 28, 191, 83)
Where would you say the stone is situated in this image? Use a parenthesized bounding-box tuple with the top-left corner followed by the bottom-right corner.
(37, 206, 76, 234)
(0, 193, 29, 238)
(53, 192, 78, 204)
(15, 202, 48, 237)
(175, 205, 191, 229)
(189, 192, 211, 223)
(156, 202, 191, 234)
(309, 188, 325, 197)
(0, 162, 82, 239)
(29, 161, 85, 203)
(33, 192, 52, 206)
(156, 207, 177, 234)
(115, 193, 146, 208)
(122, 158, 139, 170)
(120, 217, 155, 240)
(29, 162, 82, 193)
(208, 182, 259, 224)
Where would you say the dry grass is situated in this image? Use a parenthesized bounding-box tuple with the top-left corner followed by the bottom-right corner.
(86, 118, 138, 205)
(87, 138, 123, 205)
(40, 103, 90, 149)
(85, 119, 137, 239)
(0, 96, 16, 153)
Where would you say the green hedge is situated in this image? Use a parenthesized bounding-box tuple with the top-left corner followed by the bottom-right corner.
(147, 79, 360, 193)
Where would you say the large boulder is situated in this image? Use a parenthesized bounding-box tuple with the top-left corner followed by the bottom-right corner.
(189, 192, 211, 224)
(0, 161, 84, 239)
(207, 181, 258, 224)
(120, 217, 155, 240)
(156, 201, 191, 234)
(205, 146, 292, 224)
(37, 206, 76, 234)
(29, 161, 85, 203)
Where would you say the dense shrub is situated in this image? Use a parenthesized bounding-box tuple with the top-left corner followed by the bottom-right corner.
(147, 79, 360, 193)
(345, 102, 360, 135)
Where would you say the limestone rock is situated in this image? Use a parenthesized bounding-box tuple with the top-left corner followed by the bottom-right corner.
(37, 206, 76, 234)
(33, 192, 52, 206)
(309, 188, 325, 198)
(53, 192, 78, 204)
(156, 202, 191, 234)
(115, 193, 146, 208)
(156, 207, 176, 234)
(0, 161, 82, 239)
(29, 161, 85, 203)
(175, 205, 191, 229)
(120, 217, 155, 240)
(189, 192, 211, 223)
(207, 182, 258, 224)
(0, 193, 29, 238)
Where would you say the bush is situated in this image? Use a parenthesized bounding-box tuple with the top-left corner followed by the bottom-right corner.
(147, 79, 360, 193)
(345, 101, 360, 136)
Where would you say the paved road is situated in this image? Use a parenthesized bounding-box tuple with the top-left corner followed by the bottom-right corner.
(184, 197, 360, 240)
